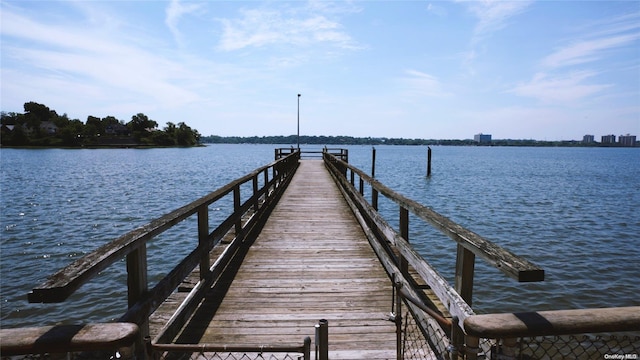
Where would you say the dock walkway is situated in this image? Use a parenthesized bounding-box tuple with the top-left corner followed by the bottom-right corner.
(161, 160, 398, 359)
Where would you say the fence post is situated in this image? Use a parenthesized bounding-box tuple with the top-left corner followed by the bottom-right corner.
(198, 206, 210, 279)
(315, 319, 328, 360)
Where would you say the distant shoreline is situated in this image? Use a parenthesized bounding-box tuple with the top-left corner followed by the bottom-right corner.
(200, 135, 639, 148)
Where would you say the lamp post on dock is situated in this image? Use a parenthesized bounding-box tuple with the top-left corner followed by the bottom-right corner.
(297, 93, 301, 150)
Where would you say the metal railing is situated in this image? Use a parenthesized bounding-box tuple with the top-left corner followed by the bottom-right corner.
(146, 337, 312, 360)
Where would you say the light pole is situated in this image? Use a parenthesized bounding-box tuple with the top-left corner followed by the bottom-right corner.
(297, 93, 301, 150)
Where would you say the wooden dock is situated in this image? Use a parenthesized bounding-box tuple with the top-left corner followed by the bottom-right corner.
(153, 160, 400, 359)
(14, 148, 638, 360)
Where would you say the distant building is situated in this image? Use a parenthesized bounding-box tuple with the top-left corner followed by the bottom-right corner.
(601, 134, 616, 144)
(582, 135, 595, 144)
(474, 133, 492, 144)
(619, 134, 636, 147)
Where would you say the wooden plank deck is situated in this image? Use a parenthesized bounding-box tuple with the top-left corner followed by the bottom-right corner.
(164, 160, 400, 359)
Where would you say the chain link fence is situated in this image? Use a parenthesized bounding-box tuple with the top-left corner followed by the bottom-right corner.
(147, 338, 311, 360)
(147, 351, 306, 360)
(486, 334, 640, 360)
(396, 288, 453, 360)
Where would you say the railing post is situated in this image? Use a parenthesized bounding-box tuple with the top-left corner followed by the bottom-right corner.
(315, 319, 328, 360)
(372, 189, 379, 211)
(455, 244, 475, 306)
(465, 335, 480, 360)
(234, 184, 241, 237)
(499, 338, 518, 360)
(399, 206, 409, 277)
(359, 178, 364, 195)
(452, 245, 475, 358)
(198, 206, 210, 279)
(395, 281, 403, 360)
(252, 175, 259, 212)
(126, 245, 149, 357)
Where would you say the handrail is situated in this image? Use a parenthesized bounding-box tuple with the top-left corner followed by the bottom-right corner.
(463, 306, 640, 338)
(27, 151, 300, 357)
(322, 151, 473, 330)
(0, 323, 139, 356)
(322, 149, 545, 348)
(324, 152, 544, 283)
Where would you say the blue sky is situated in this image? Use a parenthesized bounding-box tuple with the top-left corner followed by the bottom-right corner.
(1, 1, 638, 140)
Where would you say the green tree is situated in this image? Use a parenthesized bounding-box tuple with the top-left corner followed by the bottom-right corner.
(175, 122, 199, 146)
(128, 113, 157, 141)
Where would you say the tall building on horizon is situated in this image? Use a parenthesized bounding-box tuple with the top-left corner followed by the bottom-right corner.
(619, 134, 636, 147)
(583, 134, 595, 143)
(601, 134, 616, 144)
(474, 133, 492, 143)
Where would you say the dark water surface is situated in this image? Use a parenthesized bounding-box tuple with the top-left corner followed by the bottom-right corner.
(1, 145, 638, 328)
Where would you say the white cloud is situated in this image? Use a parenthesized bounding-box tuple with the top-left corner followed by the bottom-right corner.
(541, 12, 640, 69)
(165, 0, 204, 45)
(400, 70, 452, 98)
(510, 71, 612, 103)
(464, 0, 532, 40)
(216, 7, 360, 52)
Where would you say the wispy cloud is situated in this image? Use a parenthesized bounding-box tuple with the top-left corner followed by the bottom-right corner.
(510, 71, 612, 103)
(216, 5, 360, 52)
(463, 0, 532, 41)
(1, 6, 202, 112)
(541, 13, 640, 68)
(165, 0, 204, 46)
(400, 69, 452, 98)
(511, 11, 640, 105)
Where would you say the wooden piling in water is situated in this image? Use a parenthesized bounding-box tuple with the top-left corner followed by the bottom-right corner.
(427, 146, 432, 177)
(371, 147, 376, 178)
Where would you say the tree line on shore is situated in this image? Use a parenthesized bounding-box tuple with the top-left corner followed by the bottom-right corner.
(201, 135, 615, 147)
(1, 102, 201, 147)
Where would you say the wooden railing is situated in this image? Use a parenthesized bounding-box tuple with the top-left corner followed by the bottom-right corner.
(322, 150, 639, 359)
(24, 151, 300, 358)
(322, 149, 545, 357)
(276, 147, 348, 161)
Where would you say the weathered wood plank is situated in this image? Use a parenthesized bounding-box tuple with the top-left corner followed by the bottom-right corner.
(0, 323, 139, 356)
(154, 160, 409, 357)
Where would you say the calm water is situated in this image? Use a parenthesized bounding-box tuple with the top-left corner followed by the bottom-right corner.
(1, 145, 638, 328)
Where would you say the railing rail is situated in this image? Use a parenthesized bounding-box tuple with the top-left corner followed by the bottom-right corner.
(322, 149, 546, 358)
(464, 307, 640, 360)
(26, 151, 301, 358)
(322, 149, 638, 360)
(0, 323, 139, 358)
(275, 147, 348, 161)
